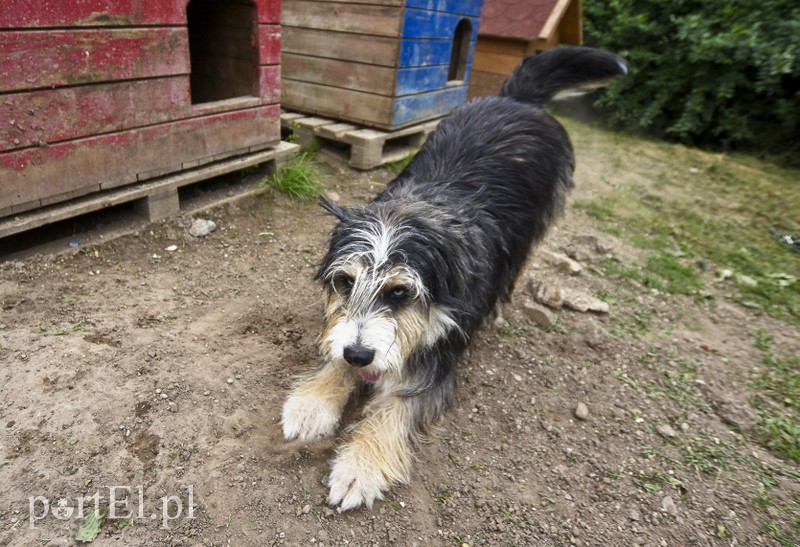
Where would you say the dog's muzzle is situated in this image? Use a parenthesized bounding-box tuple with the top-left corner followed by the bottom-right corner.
(343, 345, 375, 367)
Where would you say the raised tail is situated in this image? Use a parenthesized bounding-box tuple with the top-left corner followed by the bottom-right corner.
(500, 46, 628, 106)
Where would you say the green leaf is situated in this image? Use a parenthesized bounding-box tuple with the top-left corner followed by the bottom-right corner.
(75, 511, 104, 543)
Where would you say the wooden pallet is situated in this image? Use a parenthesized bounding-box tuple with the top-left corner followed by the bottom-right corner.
(0, 141, 298, 241)
(281, 111, 439, 169)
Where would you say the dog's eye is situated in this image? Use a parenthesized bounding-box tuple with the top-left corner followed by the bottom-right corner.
(384, 286, 410, 303)
(334, 274, 355, 293)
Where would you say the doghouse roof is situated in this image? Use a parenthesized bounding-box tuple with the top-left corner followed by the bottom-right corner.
(479, 0, 573, 41)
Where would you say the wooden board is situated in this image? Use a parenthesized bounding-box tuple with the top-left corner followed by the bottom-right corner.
(282, 2, 403, 37)
(1, 65, 280, 153)
(472, 46, 524, 74)
(282, 27, 398, 67)
(402, 9, 480, 41)
(282, 54, 396, 96)
(0, 28, 189, 93)
(398, 38, 455, 68)
(0, 0, 280, 28)
(405, 0, 484, 17)
(392, 85, 467, 127)
(0, 105, 281, 216)
(0, 141, 299, 238)
(467, 70, 508, 99)
(282, 80, 393, 128)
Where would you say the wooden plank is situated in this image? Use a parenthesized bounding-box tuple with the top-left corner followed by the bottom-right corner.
(402, 9, 480, 40)
(472, 48, 523, 74)
(474, 36, 527, 57)
(0, 0, 280, 28)
(540, 0, 573, 40)
(282, 80, 393, 128)
(258, 24, 281, 65)
(0, 105, 280, 215)
(258, 65, 281, 103)
(0, 142, 298, 238)
(404, 0, 484, 17)
(392, 85, 467, 127)
(0, 29, 189, 93)
(560, 0, 583, 45)
(282, 27, 398, 67)
(316, 123, 360, 140)
(282, 53, 396, 96)
(0, 77, 190, 152)
(288, 0, 403, 5)
(396, 65, 450, 95)
(467, 70, 508, 99)
(398, 39, 452, 68)
(282, 2, 403, 37)
(0, 0, 188, 28)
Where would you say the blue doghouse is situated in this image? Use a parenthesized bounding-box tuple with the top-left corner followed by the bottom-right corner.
(281, 0, 484, 130)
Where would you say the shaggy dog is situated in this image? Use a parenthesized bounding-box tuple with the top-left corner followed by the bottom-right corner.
(282, 47, 628, 511)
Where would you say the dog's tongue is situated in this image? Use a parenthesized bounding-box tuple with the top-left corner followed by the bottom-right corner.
(359, 370, 381, 382)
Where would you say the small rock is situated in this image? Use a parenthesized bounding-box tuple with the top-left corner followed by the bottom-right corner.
(302, 504, 311, 514)
(326, 191, 341, 202)
(189, 219, 217, 237)
(574, 402, 589, 420)
(716, 401, 759, 434)
(227, 378, 234, 385)
(736, 274, 758, 287)
(629, 509, 641, 522)
(165, 245, 178, 252)
(168, 402, 178, 413)
(523, 300, 555, 328)
(562, 289, 610, 314)
(661, 496, 678, 517)
(656, 424, 677, 438)
(539, 249, 583, 275)
(529, 279, 564, 309)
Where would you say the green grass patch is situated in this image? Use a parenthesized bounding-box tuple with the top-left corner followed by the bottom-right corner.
(564, 116, 800, 325)
(384, 150, 416, 173)
(264, 152, 323, 202)
(750, 332, 800, 463)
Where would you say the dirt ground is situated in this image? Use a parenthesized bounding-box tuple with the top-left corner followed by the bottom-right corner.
(1, 142, 798, 547)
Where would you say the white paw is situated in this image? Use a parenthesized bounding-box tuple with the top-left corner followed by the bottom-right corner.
(281, 393, 340, 442)
(327, 450, 388, 511)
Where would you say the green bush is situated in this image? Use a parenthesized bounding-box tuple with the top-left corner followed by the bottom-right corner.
(583, 0, 800, 163)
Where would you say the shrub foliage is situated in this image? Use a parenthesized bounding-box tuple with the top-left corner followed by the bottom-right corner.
(583, 0, 799, 163)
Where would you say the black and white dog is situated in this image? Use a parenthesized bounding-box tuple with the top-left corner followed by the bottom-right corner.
(282, 47, 627, 510)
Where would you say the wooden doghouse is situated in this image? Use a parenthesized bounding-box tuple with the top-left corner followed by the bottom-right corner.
(468, 0, 582, 99)
(0, 0, 287, 230)
(281, 0, 484, 131)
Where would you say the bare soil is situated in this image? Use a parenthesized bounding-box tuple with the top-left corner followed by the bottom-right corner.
(1, 146, 798, 547)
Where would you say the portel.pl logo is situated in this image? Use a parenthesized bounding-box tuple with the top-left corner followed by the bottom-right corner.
(28, 485, 195, 529)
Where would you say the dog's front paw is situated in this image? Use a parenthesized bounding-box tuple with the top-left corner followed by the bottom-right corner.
(281, 393, 340, 443)
(327, 449, 389, 511)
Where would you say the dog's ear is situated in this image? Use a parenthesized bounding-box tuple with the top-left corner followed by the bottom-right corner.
(319, 196, 350, 221)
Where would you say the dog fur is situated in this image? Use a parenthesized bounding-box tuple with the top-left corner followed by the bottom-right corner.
(281, 46, 628, 511)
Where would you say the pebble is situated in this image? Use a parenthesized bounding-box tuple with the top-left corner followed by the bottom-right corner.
(656, 424, 677, 438)
(168, 402, 178, 413)
(574, 403, 589, 420)
(529, 279, 564, 309)
(629, 509, 641, 521)
(538, 249, 583, 275)
(523, 300, 555, 328)
(661, 496, 678, 517)
(227, 378, 234, 384)
(189, 218, 217, 237)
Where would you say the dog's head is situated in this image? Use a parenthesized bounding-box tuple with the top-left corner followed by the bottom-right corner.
(316, 197, 462, 384)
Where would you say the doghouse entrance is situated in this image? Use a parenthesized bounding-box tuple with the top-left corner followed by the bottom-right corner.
(186, 0, 257, 104)
(447, 19, 472, 82)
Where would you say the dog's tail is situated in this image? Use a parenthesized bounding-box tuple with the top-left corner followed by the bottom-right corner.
(500, 46, 628, 107)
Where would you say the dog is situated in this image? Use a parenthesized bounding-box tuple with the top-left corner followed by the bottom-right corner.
(281, 46, 628, 511)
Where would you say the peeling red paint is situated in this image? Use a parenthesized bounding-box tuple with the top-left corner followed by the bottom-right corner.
(0, 1, 282, 215)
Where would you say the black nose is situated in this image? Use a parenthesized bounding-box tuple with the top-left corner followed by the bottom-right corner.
(343, 346, 375, 367)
